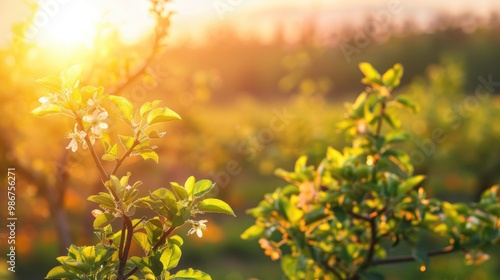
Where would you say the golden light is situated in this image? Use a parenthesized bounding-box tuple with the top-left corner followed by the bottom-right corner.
(35, 1, 101, 47)
(33, 0, 155, 48)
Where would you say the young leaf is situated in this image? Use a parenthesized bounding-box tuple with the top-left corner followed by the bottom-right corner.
(170, 182, 189, 200)
(160, 244, 182, 270)
(197, 198, 236, 216)
(31, 104, 62, 116)
(139, 149, 159, 163)
(359, 62, 383, 86)
(147, 107, 181, 125)
(398, 175, 426, 194)
(140, 100, 162, 117)
(119, 135, 136, 150)
(171, 268, 212, 280)
(184, 176, 196, 197)
(88, 193, 115, 210)
(193, 180, 214, 198)
(45, 266, 75, 279)
(93, 213, 115, 229)
(395, 96, 420, 113)
(36, 75, 61, 92)
(241, 225, 265, 240)
(382, 63, 404, 88)
(109, 95, 134, 122)
(60, 64, 82, 89)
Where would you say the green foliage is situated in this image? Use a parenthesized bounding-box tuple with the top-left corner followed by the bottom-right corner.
(35, 66, 234, 280)
(242, 63, 500, 279)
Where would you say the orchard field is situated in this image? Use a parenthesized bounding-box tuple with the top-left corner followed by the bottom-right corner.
(0, 1, 499, 279)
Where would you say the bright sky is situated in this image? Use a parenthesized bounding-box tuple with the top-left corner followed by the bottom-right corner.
(0, 0, 499, 47)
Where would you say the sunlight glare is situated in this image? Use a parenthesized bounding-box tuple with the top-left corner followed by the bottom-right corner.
(36, 1, 101, 47)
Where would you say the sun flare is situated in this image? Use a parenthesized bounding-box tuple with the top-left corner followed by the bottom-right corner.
(33, 0, 155, 48)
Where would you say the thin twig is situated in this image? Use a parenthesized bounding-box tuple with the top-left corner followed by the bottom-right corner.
(370, 245, 456, 266)
(111, 140, 140, 176)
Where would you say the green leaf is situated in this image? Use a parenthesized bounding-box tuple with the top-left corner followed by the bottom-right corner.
(119, 135, 136, 150)
(36, 75, 61, 92)
(81, 246, 95, 266)
(193, 180, 214, 198)
(383, 112, 401, 129)
(385, 130, 410, 144)
(31, 104, 62, 116)
(93, 213, 115, 229)
(133, 232, 151, 254)
(197, 198, 235, 216)
(395, 96, 420, 113)
(109, 95, 134, 121)
(171, 182, 189, 200)
(184, 176, 196, 197)
(398, 175, 425, 194)
(171, 268, 212, 280)
(101, 143, 118, 161)
(160, 244, 182, 270)
(88, 193, 115, 210)
(359, 62, 383, 86)
(294, 155, 308, 173)
(45, 265, 74, 279)
(140, 100, 162, 117)
(326, 146, 344, 166)
(382, 63, 403, 88)
(147, 107, 181, 125)
(140, 149, 159, 163)
(241, 225, 265, 240)
(60, 64, 82, 89)
(129, 257, 156, 280)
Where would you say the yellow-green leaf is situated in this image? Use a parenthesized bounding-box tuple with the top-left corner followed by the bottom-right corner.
(193, 179, 214, 198)
(197, 198, 235, 216)
(382, 63, 404, 88)
(31, 104, 62, 116)
(241, 225, 265, 240)
(60, 64, 82, 89)
(146, 107, 181, 125)
(36, 75, 61, 92)
(139, 150, 159, 163)
(93, 213, 115, 229)
(359, 62, 383, 86)
(109, 95, 134, 121)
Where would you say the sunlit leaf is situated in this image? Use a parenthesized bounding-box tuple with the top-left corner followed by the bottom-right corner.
(197, 198, 235, 216)
(140, 100, 162, 117)
(193, 180, 214, 198)
(170, 182, 189, 200)
(93, 213, 115, 229)
(398, 175, 425, 194)
(160, 244, 182, 270)
(395, 96, 420, 113)
(133, 232, 151, 254)
(147, 107, 181, 125)
(241, 225, 265, 240)
(31, 104, 62, 116)
(119, 135, 136, 150)
(36, 75, 61, 92)
(60, 64, 82, 89)
(139, 149, 159, 163)
(359, 62, 383, 86)
(171, 268, 212, 280)
(382, 63, 404, 88)
(109, 95, 134, 121)
(45, 265, 74, 279)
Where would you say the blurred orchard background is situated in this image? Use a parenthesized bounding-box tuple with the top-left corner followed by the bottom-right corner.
(1, 0, 500, 279)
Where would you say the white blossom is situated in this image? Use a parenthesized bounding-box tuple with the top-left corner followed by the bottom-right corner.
(83, 109, 108, 137)
(66, 124, 87, 152)
(187, 220, 208, 238)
